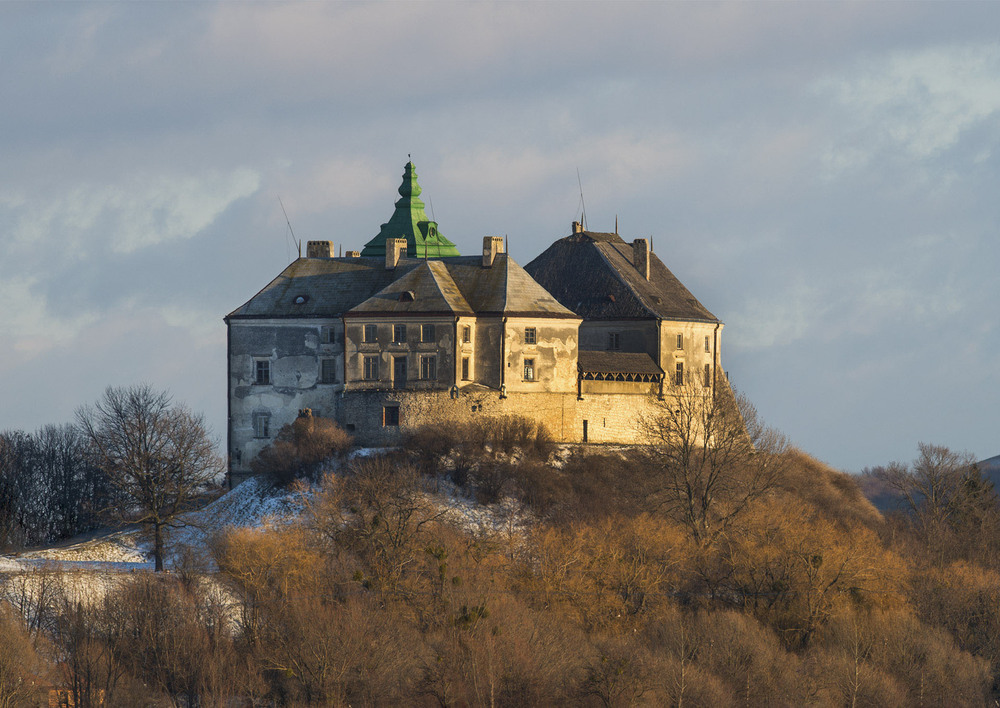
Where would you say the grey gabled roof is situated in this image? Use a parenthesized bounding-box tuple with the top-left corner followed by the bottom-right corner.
(225, 257, 417, 319)
(524, 231, 719, 322)
(227, 252, 579, 321)
(349, 260, 474, 316)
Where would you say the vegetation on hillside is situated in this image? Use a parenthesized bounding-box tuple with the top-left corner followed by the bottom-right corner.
(1, 406, 999, 705)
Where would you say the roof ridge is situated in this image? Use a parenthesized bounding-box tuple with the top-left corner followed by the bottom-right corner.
(425, 260, 474, 313)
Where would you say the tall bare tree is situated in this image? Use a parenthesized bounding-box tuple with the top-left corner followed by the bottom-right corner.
(641, 383, 787, 547)
(77, 385, 222, 571)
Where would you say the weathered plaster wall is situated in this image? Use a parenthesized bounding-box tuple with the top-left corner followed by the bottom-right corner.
(658, 320, 723, 390)
(503, 317, 581, 394)
(228, 320, 344, 476)
(344, 316, 456, 390)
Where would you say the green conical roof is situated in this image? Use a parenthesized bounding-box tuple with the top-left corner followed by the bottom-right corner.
(360, 161, 461, 258)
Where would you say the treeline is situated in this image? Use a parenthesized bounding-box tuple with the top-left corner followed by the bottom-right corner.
(0, 426, 111, 548)
(3, 421, 998, 705)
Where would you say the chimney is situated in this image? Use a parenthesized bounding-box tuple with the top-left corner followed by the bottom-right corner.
(572, 221, 583, 234)
(482, 236, 504, 267)
(345, 250, 361, 258)
(306, 240, 333, 258)
(385, 238, 407, 270)
(632, 238, 650, 280)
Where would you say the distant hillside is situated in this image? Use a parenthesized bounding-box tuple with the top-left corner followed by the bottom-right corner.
(858, 453, 1000, 513)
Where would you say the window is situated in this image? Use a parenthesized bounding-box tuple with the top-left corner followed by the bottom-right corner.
(421, 324, 435, 342)
(252, 412, 270, 439)
(363, 324, 377, 343)
(363, 356, 379, 381)
(320, 358, 337, 384)
(393, 324, 407, 344)
(254, 359, 270, 385)
(462, 357, 470, 380)
(420, 355, 437, 380)
(676, 334, 683, 350)
(675, 362, 684, 386)
(462, 325, 471, 343)
(320, 326, 334, 344)
(524, 358, 535, 381)
(524, 327, 536, 345)
(608, 332, 621, 350)
(703, 363, 711, 387)
(704, 336, 711, 354)
(383, 405, 400, 427)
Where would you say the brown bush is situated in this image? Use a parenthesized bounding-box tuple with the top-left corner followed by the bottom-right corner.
(0, 605, 47, 708)
(779, 448, 883, 530)
(251, 413, 352, 486)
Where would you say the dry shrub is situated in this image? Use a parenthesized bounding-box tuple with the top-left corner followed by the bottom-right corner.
(692, 609, 809, 704)
(0, 605, 47, 708)
(99, 573, 244, 705)
(260, 594, 421, 705)
(721, 497, 907, 648)
(815, 607, 991, 706)
(526, 515, 693, 632)
(419, 594, 585, 708)
(909, 560, 1000, 690)
(251, 414, 352, 486)
(213, 525, 326, 644)
(778, 448, 883, 529)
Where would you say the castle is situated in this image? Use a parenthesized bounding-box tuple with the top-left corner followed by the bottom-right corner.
(225, 162, 723, 483)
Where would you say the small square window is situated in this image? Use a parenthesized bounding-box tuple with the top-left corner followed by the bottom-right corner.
(524, 358, 535, 381)
(703, 363, 711, 387)
(363, 324, 377, 343)
(676, 334, 683, 350)
(254, 360, 270, 385)
(675, 362, 684, 386)
(608, 332, 621, 351)
(252, 412, 270, 439)
(321, 358, 338, 384)
(420, 355, 437, 380)
(462, 357, 470, 381)
(421, 324, 435, 342)
(363, 356, 379, 381)
(393, 324, 407, 344)
(383, 406, 400, 427)
(704, 336, 711, 354)
(524, 327, 536, 345)
(462, 325, 471, 343)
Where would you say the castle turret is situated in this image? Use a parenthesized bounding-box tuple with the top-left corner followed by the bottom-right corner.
(360, 160, 461, 258)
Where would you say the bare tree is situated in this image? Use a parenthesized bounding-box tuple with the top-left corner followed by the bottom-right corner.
(76, 385, 223, 571)
(641, 383, 787, 547)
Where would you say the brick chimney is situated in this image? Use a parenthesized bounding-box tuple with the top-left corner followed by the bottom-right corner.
(385, 238, 407, 270)
(306, 240, 333, 258)
(482, 236, 504, 267)
(632, 238, 650, 280)
(345, 250, 361, 258)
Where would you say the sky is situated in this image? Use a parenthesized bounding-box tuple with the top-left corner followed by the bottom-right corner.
(2, 2, 998, 472)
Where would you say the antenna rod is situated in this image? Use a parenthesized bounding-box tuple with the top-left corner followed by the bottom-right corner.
(576, 168, 588, 231)
(278, 197, 300, 257)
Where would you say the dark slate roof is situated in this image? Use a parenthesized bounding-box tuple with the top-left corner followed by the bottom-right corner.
(578, 351, 663, 376)
(226, 257, 415, 319)
(227, 253, 579, 321)
(524, 231, 719, 322)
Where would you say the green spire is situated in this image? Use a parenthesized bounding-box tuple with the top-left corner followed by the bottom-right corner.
(360, 161, 461, 258)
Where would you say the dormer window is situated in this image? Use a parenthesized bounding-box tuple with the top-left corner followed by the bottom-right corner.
(293, 294, 309, 305)
(398, 291, 415, 302)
